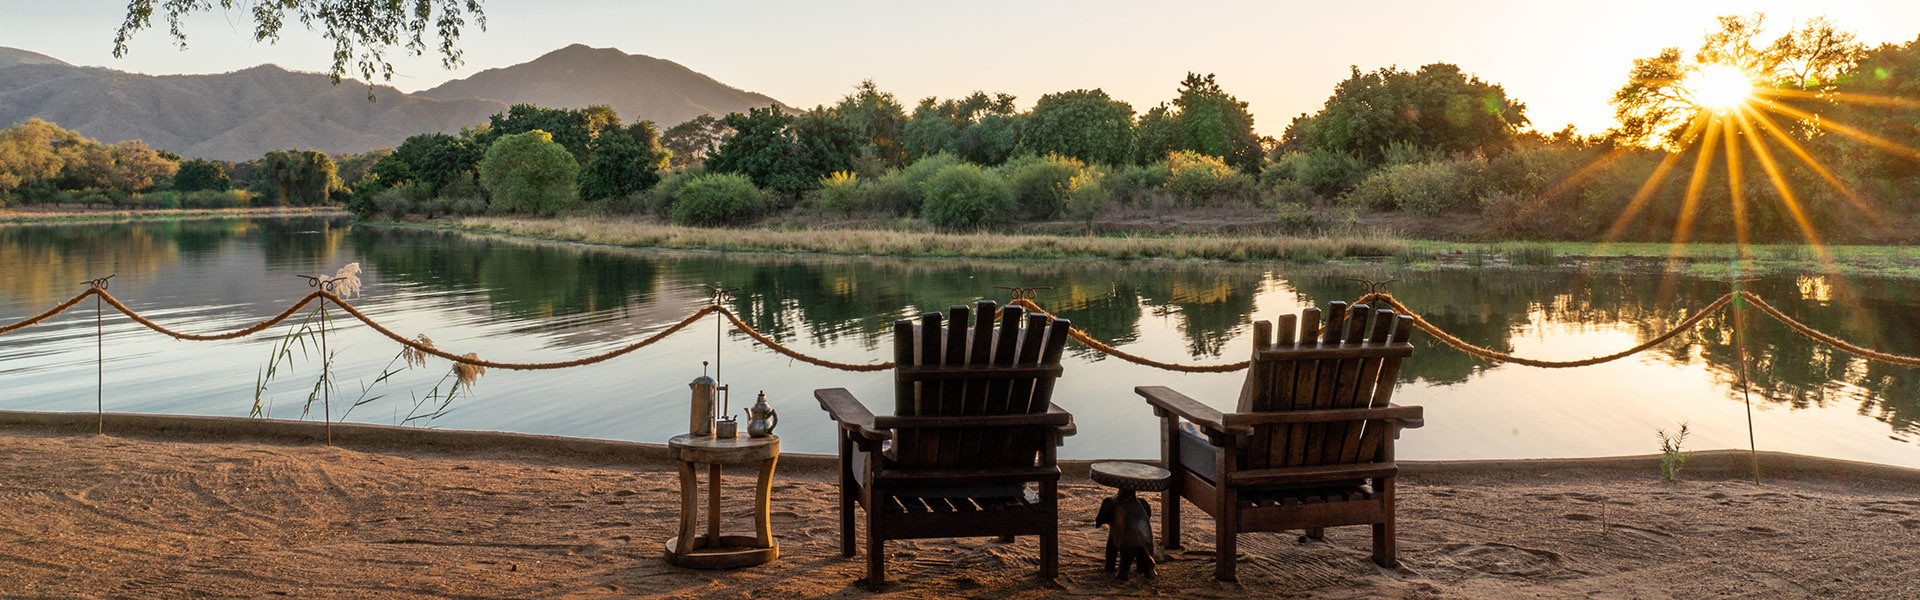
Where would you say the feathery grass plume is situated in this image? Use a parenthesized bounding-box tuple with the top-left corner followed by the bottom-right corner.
(453, 353, 486, 388)
(330, 262, 363, 298)
(402, 334, 433, 369)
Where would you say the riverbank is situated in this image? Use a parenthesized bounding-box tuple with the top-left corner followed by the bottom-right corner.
(0, 206, 348, 225)
(426, 216, 1920, 278)
(4, 414, 1918, 599)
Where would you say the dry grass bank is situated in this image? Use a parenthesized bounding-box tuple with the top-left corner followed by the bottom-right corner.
(449, 217, 1408, 262)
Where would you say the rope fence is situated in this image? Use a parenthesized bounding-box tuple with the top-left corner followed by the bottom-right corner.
(4, 284, 1920, 375)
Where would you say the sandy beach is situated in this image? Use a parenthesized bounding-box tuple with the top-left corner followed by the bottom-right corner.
(2, 415, 1918, 599)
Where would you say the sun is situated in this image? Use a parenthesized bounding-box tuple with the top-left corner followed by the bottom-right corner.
(1685, 64, 1756, 112)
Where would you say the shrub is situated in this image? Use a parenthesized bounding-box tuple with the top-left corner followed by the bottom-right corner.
(373, 185, 415, 218)
(669, 173, 770, 226)
(1105, 162, 1170, 204)
(449, 196, 488, 216)
(811, 171, 869, 214)
(1343, 157, 1484, 215)
(479, 130, 579, 215)
(1269, 149, 1369, 198)
(646, 167, 705, 217)
(1273, 203, 1323, 234)
(869, 153, 966, 215)
(998, 153, 1084, 220)
(921, 163, 1014, 230)
(1063, 165, 1113, 227)
(1163, 150, 1255, 205)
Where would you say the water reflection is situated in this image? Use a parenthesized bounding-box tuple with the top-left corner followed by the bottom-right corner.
(3, 218, 1919, 464)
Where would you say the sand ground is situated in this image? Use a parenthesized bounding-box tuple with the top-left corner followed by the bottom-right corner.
(2, 429, 1918, 599)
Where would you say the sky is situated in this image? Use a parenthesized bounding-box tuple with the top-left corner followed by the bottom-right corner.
(4, 0, 1920, 136)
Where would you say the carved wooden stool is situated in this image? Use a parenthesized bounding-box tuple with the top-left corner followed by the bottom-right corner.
(664, 433, 780, 569)
(1091, 461, 1172, 580)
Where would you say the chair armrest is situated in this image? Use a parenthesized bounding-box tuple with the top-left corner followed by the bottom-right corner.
(1136, 385, 1248, 437)
(814, 388, 890, 442)
(873, 405, 1072, 429)
(1386, 403, 1424, 430)
(1222, 404, 1424, 427)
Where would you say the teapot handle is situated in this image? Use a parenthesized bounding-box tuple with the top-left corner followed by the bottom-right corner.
(767, 408, 779, 433)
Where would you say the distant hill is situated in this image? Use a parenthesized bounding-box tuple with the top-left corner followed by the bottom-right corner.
(419, 44, 793, 128)
(0, 55, 507, 161)
(0, 44, 792, 161)
(0, 47, 69, 68)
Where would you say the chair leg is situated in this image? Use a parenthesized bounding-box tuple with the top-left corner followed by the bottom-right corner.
(1040, 528, 1058, 580)
(865, 511, 885, 588)
(1162, 488, 1181, 550)
(997, 534, 1015, 543)
(839, 434, 857, 557)
(1214, 518, 1237, 581)
(1304, 527, 1326, 540)
(1373, 476, 1397, 567)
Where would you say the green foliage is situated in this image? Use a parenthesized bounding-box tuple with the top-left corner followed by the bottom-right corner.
(1284, 64, 1527, 165)
(371, 133, 486, 197)
(662, 114, 727, 170)
(921, 163, 1014, 230)
(645, 167, 706, 217)
(1168, 73, 1264, 172)
(1019, 89, 1135, 165)
(1266, 149, 1369, 198)
(125, 189, 252, 210)
(834, 80, 910, 167)
(1657, 423, 1693, 482)
(172, 159, 230, 192)
(577, 122, 670, 202)
(253, 149, 340, 206)
(998, 153, 1085, 219)
(482, 104, 599, 164)
(811, 171, 869, 214)
(903, 92, 1024, 165)
(669, 173, 771, 226)
(866, 153, 965, 215)
(479, 130, 579, 215)
(0, 119, 181, 199)
(1064, 165, 1114, 226)
(1163, 150, 1255, 204)
(114, 0, 482, 88)
(707, 105, 856, 195)
(1104, 162, 1171, 204)
(1343, 157, 1485, 215)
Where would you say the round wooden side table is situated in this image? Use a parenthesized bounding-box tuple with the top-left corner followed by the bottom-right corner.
(664, 433, 780, 569)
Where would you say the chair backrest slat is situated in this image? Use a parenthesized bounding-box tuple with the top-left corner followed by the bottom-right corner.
(889, 302, 1070, 469)
(1237, 302, 1415, 470)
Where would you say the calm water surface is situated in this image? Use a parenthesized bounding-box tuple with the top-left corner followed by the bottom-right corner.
(4, 217, 1920, 466)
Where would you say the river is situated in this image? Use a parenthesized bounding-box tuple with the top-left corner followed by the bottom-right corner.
(3, 217, 1918, 466)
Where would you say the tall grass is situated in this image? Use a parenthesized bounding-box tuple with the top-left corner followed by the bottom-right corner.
(451, 217, 1408, 263)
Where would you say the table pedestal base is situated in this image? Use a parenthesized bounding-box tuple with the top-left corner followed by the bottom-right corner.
(663, 535, 779, 569)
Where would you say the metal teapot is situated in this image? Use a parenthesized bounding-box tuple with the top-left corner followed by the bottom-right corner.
(745, 391, 778, 438)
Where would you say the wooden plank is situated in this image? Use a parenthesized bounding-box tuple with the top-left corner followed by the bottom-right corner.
(891, 320, 917, 470)
(1002, 313, 1050, 467)
(1341, 310, 1399, 463)
(911, 313, 944, 467)
(1303, 303, 1346, 467)
(943, 306, 972, 469)
(1244, 321, 1274, 467)
(985, 306, 1024, 416)
(1252, 343, 1414, 361)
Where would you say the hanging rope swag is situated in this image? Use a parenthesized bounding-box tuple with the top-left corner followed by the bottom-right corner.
(5, 284, 1920, 373)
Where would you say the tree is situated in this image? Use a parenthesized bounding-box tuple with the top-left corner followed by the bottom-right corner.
(114, 0, 485, 90)
(254, 149, 340, 206)
(0, 120, 69, 195)
(903, 92, 1022, 164)
(1172, 74, 1263, 171)
(1611, 14, 1865, 146)
(704, 106, 861, 195)
(1133, 104, 1181, 164)
(834, 80, 910, 167)
(1284, 64, 1527, 165)
(479, 130, 578, 214)
(578, 122, 671, 201)
(1020, 89, 1135, 165)
(366, 132, 485, 195)
(481, 104, 595, 164)
(173, 159, 231, 192)
(662, 115, 728, 170)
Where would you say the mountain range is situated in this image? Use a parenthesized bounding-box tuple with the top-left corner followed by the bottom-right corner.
(0, 45, 790, 161)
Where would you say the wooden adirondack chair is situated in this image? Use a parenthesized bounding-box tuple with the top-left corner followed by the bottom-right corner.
(1136, 301, 1424, 580)
(815, 300, 1075, 587)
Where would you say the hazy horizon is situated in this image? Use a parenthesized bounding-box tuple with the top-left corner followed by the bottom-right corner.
(4, 0, 1920, 136)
